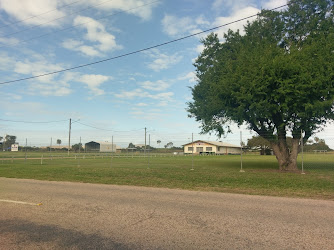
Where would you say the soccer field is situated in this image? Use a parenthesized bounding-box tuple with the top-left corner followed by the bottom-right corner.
(0, 153, 333, 200)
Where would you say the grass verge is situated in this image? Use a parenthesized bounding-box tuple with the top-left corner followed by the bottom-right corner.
(0, 154, 333, 200)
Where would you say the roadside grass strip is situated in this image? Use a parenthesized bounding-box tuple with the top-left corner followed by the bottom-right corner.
(0, 153, 333, 200)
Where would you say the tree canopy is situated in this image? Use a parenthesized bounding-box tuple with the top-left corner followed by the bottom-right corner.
(164, 142, 173, 148)
(188, 0, 334, 170)
(3, 135, 16, 150)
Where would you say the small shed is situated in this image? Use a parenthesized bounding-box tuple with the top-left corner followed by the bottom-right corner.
(85, 141, 117, 152)
(183, 140, 241, 155)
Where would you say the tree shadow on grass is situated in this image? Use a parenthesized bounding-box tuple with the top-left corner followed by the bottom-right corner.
(0, 219, 133, 249)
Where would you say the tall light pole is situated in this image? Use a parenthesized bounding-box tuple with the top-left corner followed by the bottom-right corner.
(148, 134, 150, 169)
(144, 127, 147, 157)
(68, 118, 71, 156)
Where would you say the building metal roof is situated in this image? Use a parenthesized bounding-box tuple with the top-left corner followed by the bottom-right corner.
(183, 140, 240, 148)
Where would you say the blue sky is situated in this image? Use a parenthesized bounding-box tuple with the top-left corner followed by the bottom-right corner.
(1, 0, 332, 148)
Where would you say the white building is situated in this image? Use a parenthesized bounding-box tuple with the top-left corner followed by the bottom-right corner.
(183, 140, 241, 155)
(85, 141, 117, 152)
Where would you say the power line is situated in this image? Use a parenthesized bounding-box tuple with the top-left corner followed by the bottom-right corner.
(0, 118, 68, 123)
(0, 0, 160, 49)
(76, 121, 145, 132)
(1, 0, 117, 38)
(0, 0, 84, 29)
(0, 3, 288, 85)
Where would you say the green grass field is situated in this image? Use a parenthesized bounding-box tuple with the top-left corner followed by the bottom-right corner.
(0, 153, 333, 200)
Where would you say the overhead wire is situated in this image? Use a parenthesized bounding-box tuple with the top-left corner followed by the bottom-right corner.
(0, 118, 68, 123)
(0, 0, 160, 49)
(0, 0, 118, 38)
(76, 121, 145, 132)
(0, 0, 84, 29)
(0, 3, 289, 85)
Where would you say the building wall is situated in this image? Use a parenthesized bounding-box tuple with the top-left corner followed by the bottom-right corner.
(184, 142, 241, 154)
(100, 144, 116, 153)
(217, 146, 241, 155)
(85, 142, 100, 152)
(184, 142, 217, 154)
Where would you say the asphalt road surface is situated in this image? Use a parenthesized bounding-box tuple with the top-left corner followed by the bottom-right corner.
(0, 177, 333, 249)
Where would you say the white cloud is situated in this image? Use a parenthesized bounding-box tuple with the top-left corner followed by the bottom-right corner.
(77, 74, 110, 96)
(14, 60, 63, 83)
(130, 107, 164, 120)
(0, 101, 46, 117)
(130, 109, 162, 120)
(74, 16, 118, 51)
(82, 0, 158, 21)
(63, 39, 102, 57)
(9, 58, 73, 96)
(136, 103, 148, 107)
(262, 0, 288, 10)
(162, 14, 209, 37)
(0, 92, 22, 100)
(63, 16, 121, 57)
(178, 72, 198, 83)
(0, 53, 16, 71)
(0, 0, 64, 26)
(62, 39, 83, 49)
(145, 49, 182, 72)
(28, 82, 72, 96)
(114, 88, 174, 102)
(213, 6, 260, 40)
(0, 37, 20, 46)
(0, 0, 158, 30)
(212, 0, 254, 12)
(139, 80, 170, 91)
(195, 44, 205, 54)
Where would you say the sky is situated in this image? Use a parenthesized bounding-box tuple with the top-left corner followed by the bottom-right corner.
(0, 0, 332, 148)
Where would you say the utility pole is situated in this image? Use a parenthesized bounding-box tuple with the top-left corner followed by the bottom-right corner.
(111, 135, 113, 167)
(79, 136, 81, 154)
(68, 118, 71, 156)
(50, 137, 52, 152)
(148, 134, 150, 169)
(25, 138, 27, 162)
(144, 127, 147, 157)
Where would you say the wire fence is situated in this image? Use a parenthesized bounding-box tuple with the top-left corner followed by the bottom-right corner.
(1, 130, 333, 172)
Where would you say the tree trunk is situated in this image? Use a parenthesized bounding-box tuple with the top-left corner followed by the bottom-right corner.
(270, 138, 300, 171)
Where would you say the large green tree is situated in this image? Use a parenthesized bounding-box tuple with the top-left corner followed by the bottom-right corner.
(3, 135, 16, 150)
(188, 0, 334, 171)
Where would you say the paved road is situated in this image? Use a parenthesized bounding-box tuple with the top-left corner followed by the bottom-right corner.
(0, 177, 333, 249)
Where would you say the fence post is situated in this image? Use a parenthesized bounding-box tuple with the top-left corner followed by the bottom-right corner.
(301, 130, 305, 174)
(191, 133, 194, 170)
(111, 136, 113, 167)
(240, 131, 245, 172)
(25, 138, 27, 163)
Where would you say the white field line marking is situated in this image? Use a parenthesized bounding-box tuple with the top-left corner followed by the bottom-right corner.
(0, 199, 42, 206)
